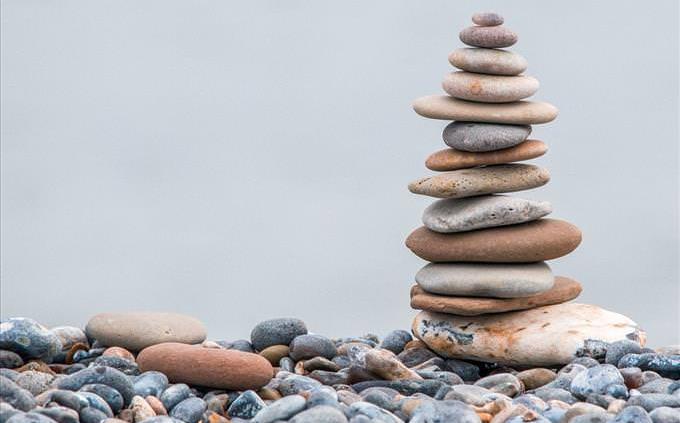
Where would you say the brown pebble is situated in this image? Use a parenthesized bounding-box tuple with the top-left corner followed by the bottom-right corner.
(206, 411, 230, 423)
(65, 343, 90, 364)
(103, 346, 136, 362)
(17, 361, 55, 375)
(403, 340, 428, 350)
(460, 26, 517, 48)
(425, 140, 547, 172)
(144, 396, 167, 415)
(258, 345, 289, 365)
(516, 368, 558, 390)
(257, 387, 282, 401)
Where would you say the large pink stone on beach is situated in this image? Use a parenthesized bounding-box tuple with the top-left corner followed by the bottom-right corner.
(137, 343, 273, 390)
(412, 303, 646, 367)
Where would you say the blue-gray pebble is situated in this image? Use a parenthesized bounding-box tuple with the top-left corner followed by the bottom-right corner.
(133, 371, 168, 397)
(79, 384, 124, 414)
(227, 390, 265, 419)
(0, 318, 62, 362)
(289, 335, 337, 361)
(0, 351, 23, 369)
(160, 383, 193, 412)
(56, 366, 135, 406)
(169, 397, 206, 423)
(0, 376, 36, 411)
(250, 318, 308, 351)
(379, 330, 412, 355)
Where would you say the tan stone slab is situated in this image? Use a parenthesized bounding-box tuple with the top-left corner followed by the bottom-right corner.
(410, 276, 582, 315)
(413, 95, 558, 124)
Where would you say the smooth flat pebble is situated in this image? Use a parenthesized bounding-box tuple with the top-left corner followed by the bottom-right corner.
(422, 195, 552, 233)
(459, 25, 517, 48)
(412, 303, 646, 366)
(136, 343, 273, 391)
(406, 218, 582, 262)
(449, 48, 527, 76)
(86, 312, 206, 351)
(415, 261, 554, 298)
(442, 121, 531, 152)
(443, 72, 539, 103)
(410, 276, 582, 315)
(413, 95, 558, 124)
(472, 12, 504, 26)
(408, 164, 549, 199)
(425, 140, 547, 171)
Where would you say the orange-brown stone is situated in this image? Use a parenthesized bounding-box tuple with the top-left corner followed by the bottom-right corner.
(425, 140, 547, 171)
(137, 343, 273, 391)
(405, 219, 581, 262)
(410, 276, 582, 315)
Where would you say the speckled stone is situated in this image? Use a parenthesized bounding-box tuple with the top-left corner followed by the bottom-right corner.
(289, 335, 337, 361)
(0, 318, 62, 362)
(86, 312, 207, 351)
(449, 48, 527, 76)
(408, 164, 549, 199)
(443, 72, 539, 103)
(412, 303, 646, 366)
(425, 140, 547, 171)
(460, 25, 517, 48)
(415, 261, 554, 298)
(442, 121, 532, 152)
(406, 219, 582, 263)
(423, 195, 552, 233)
(472, 12, 504, 26)
(56, 366, 135, 406)
(413, 95, 558, 124)
(250, 318, 308, 352)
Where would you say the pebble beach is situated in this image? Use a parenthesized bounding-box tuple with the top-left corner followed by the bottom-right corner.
(2, 10, 679, 423)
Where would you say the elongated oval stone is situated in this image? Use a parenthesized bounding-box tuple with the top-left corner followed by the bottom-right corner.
(443, 122, 532, 152)
(410, 276, 582, 315)
(472, 12, 504, 27)
(415, 262, 554, 298)
(137, 343, 273, 391)
(460, 26, 518, 48)
(425, 140, 548, 171)
(413, 95, 558, 124)
(405, 219, 582, 262)
(408, 164, 549, 199)
(86, 312, 206, 351)
(412, 304, 646, 366)
(443, 72, 539, 103)
(422, 195, 552, 233)
(449, 48, 527, 76)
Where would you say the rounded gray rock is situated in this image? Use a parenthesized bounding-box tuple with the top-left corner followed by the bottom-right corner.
(449, 48, 527, 76)
(0, 376, 36, 411)
(251, 395, 306, 423)
(169, 397, 206, 423)
(289, 405, 348, 423)
(289, 335, 337, 361)
(250, 318, 308, 351)
(443, 121, 531, 152)
(570, 364, 625, 399)
(416, 262, 554, 298)
(422, 195, 552, 233)
(459, 26, 518, 48)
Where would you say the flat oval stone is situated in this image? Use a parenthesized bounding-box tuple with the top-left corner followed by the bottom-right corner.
(472, 12, 504, 26)
(443, 72, 539, 103)
(410, 276, 582, 316)
(137, 343, 273, 391)
(426, 140, 547, 171)
(423, 195, 552, 233)
(415, 262, 554, 298)
(449, 48, 527, 76)
(86, 312, 207, 351)
(460, 26, 517, 48)
(413, 95, 558, 124)
(412, 303, 646, 366)
(442, 122, 532, 152)
(408, 164, 550, 199)
(406, 218, 582, 262)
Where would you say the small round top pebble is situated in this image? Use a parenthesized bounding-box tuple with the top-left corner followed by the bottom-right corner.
(472, 12, 504, 26)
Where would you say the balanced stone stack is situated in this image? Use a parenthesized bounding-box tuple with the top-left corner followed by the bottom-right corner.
(406, 13, 646, 366)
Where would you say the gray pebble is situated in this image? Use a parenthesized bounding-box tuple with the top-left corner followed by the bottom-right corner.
(79, 384, 124, 414)
(606, 340, 643, 366)
(472, 12, 504, 26)
(570, 364, 624, 399)
(33, 406, 79, 423)
(76, 392, 113, 417)
(251, 394, 306, 423)
(78, 407, 107, 423)
(289, 335, 337, 361)
(169, 397, 206, 423)
(14, 371, 54, 396)
(56, 366, 135, 406)
(649, 407, 680, 423)
(443, 121, 531, 152)
(379, 331, 412, 355)
(0, 376, 36, 412)
(459, 25, 518, 48)
(133, 371, 168, 397)
(0, 351, 23, 369)
(160, 383, 193, 412)
(289, 405, 348, 423)
(614, 405, 652, 422)
(6, 412, 57, 423)
(627, 393, 680, 411)
(227, 390, 265, 419)
(250, 318, 308, 351)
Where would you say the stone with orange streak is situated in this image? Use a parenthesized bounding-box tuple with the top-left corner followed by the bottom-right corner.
(426, 140, 547, 171)
(443, 72, 539, 103)
(412, 303, 646, 367)
(364, 348, 423, 381)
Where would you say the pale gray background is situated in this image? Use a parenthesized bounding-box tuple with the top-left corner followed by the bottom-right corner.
(2, 1, 679, 347)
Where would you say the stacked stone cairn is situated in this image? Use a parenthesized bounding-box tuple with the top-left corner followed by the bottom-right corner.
(406, 12, 647, 367)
